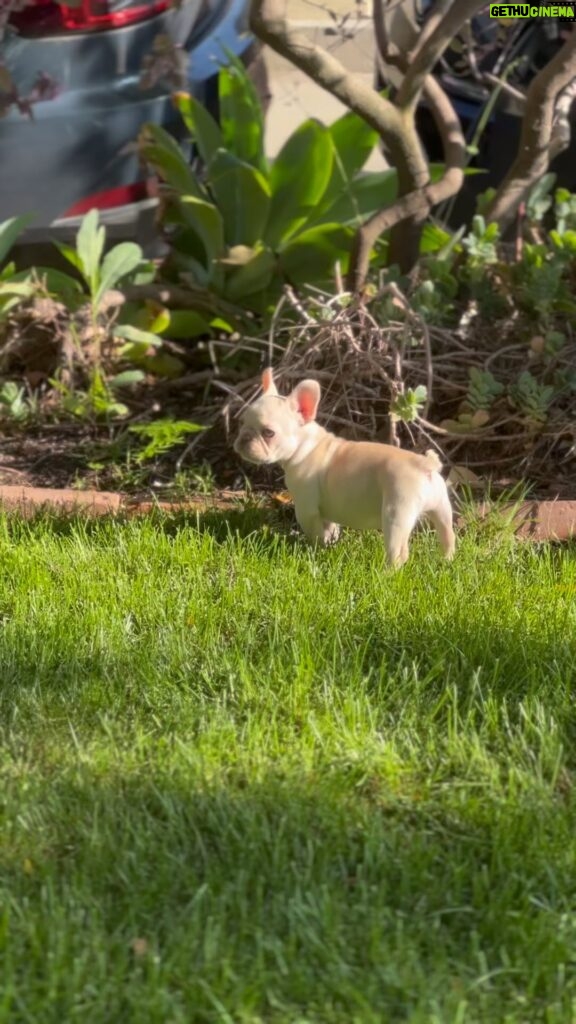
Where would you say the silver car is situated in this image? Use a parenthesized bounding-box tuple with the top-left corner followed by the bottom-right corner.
(0, 0, 263, 253)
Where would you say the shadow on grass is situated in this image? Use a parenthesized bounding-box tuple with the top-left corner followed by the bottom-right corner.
(6, 497, 576, 554)
(2, 768, 572, 1021)
(3, 503, 297, 546)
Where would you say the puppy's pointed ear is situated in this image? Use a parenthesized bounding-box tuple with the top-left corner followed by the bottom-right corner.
(261, 367, 278, 396)
(288, 379, 321, 423)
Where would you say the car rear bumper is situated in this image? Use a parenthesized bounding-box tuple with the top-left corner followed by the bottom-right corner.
(0, 0, 252, 234)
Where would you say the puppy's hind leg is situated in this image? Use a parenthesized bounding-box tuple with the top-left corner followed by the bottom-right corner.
(381, 500, 421, 568)
(427, 489, 456, 560)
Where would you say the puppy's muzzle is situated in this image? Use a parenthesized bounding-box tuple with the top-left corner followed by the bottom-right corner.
(234, 429, 266, 464)
(234, 427, 253, 453)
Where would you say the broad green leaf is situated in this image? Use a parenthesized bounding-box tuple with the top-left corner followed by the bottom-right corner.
(0, 214, 33, 264)
(210, 317, 233, 333)
(278, 223, 353, 283)
(96, 243, 142, 306)
(316, 110, 380, 215)
(110, 370, 146, 388)
(178, 197, 225, 283)
(32, 267, 84, 303)
(224, 248, 275, 301)
(76, 210, 105, 296)
(218, 49, 267, 174)
(172, 91, 223, 165)
(0, 281, 35, 298)
(139, 124, 205, 198)
(139, 352, 184, 378)
(266, 121, 334, 248)
(329, 108, 379, 181)
(120, 301, 171, 335)
(169, 224, 210, 271)
(162, 309, 211, 338)
(130, 419, 205, 439)
(115, 324, 163, 348)
(412, 385, 428, 403)
(528, 172, 556, 206)
(429, 163, 446, 183)
(103, 401, 130, 418)
(208, 149, 271, 246)
(312, 164, 467, 234)
(0, 261, 16, 280)
(0, 296, 26, 317)
(118, 341, 151, 361)
(55, 242, 85, 275)
(130, 261, 157, 286)
(310, 169, 398, 228)
(419, 223, 454, 254)
(145, 306, 171, 335)
(425, 163, 483, 183)
(166, 249, 211, 287)
(0, 272, 34, 317)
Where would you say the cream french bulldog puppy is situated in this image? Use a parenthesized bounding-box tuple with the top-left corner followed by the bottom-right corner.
(234, 369, 455, 567)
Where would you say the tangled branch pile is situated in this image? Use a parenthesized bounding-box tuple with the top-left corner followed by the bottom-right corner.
(223, 284, 576, 496)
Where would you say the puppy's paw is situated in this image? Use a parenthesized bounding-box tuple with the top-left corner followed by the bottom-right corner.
(322, 523, 340, 546)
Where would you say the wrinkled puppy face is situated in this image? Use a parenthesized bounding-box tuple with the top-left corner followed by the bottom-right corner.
(234, 370, 321, 466)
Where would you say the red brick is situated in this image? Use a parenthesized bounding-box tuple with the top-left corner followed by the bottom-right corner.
(0, 486, 121, 516)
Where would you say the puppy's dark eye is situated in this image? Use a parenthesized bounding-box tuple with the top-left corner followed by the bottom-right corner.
(262, 428, 275, 440)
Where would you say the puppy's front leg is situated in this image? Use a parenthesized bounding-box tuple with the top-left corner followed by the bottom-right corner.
(295, 506, 340, 546)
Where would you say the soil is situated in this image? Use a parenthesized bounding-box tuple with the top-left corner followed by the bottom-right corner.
(0, 419, 284, 497)
(0, 427, 94, 490)
(1, 416, 574, 501)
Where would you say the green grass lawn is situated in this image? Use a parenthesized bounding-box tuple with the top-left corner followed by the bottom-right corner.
(0, 504, 575, 1023)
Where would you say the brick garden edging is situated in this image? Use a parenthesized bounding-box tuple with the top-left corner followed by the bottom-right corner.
(0, 486, 575, 543)
(0, 486, 122, 516)
(467, 500, 576, 542)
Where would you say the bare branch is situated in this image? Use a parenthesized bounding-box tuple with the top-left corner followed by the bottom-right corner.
(249, 0, 406, 145)
(347, 67, 466, 289)
(409, 0, 453, 59)
(481, 72, 526, 110)
(250, 0, 433, 279)
(396, 0, 489, 112)
(372, 0, 391, 73)
(487, 27, 576, 231)
(347, 162, 463, 291)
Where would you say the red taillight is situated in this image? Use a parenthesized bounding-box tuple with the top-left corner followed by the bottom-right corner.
(60, 1, 171, 30)
(61, 180, 153, 217)
(9, 0, 171, 36)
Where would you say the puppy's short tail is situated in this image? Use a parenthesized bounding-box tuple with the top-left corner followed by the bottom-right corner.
(423, 449, 443, 472)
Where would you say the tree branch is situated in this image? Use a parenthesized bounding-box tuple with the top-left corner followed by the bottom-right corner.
(395, 0, 489, 112)
(486, 27, 576, 231)
(347, 72, 465, 290)
(250, 0, 432, 277)
(249, 0, 406, 147)
(249, 0, 472, 288)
